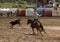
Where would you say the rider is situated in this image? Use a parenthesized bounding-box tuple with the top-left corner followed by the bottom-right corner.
(32, 12, 39, 23)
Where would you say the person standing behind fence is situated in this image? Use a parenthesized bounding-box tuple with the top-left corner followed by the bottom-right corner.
(53, 3, 58, 14)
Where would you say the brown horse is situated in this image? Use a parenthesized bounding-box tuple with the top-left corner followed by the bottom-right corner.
(27, 19, 47, 36)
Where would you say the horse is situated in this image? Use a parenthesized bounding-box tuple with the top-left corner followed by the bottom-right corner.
(27, 19, 47, 36)
(9, 18, 21, 29)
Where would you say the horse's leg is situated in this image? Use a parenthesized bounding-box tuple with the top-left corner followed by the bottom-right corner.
(32, 28, 35, 35)
(36, 29, 40, 36)
(43, 30, 49, 36)
(37, 29, 39, 34)
(40, 25, 49, 36)
(41, 27, 48, 35)
(38, 28, 43, 36)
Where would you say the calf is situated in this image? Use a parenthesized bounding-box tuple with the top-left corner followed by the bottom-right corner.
(10, 19, 20, 29)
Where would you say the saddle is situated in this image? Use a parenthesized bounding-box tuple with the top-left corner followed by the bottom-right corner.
(32, 19, 37, 23)
(32, 19, 41, 26)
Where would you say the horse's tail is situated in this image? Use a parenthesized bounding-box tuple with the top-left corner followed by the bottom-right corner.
(40, 23, 48, 36)
(40, 23, 44, 31)
(36, 21, 44, 32)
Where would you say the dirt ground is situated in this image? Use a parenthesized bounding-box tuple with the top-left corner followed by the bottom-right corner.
(0, 16, 60, 42)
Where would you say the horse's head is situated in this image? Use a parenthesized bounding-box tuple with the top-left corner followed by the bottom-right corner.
(27, 19, 32, 25)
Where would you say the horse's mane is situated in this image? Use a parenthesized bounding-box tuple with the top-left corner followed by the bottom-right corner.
(27, 19, 32, 24)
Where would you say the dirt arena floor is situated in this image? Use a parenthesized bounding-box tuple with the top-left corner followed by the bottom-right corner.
(0, 16, 60, 42)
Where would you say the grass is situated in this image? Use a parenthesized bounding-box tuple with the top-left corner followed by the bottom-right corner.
(0, 1, 36, 8)
(0, 3, 16, 8)
(56, 2, 60, 4)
